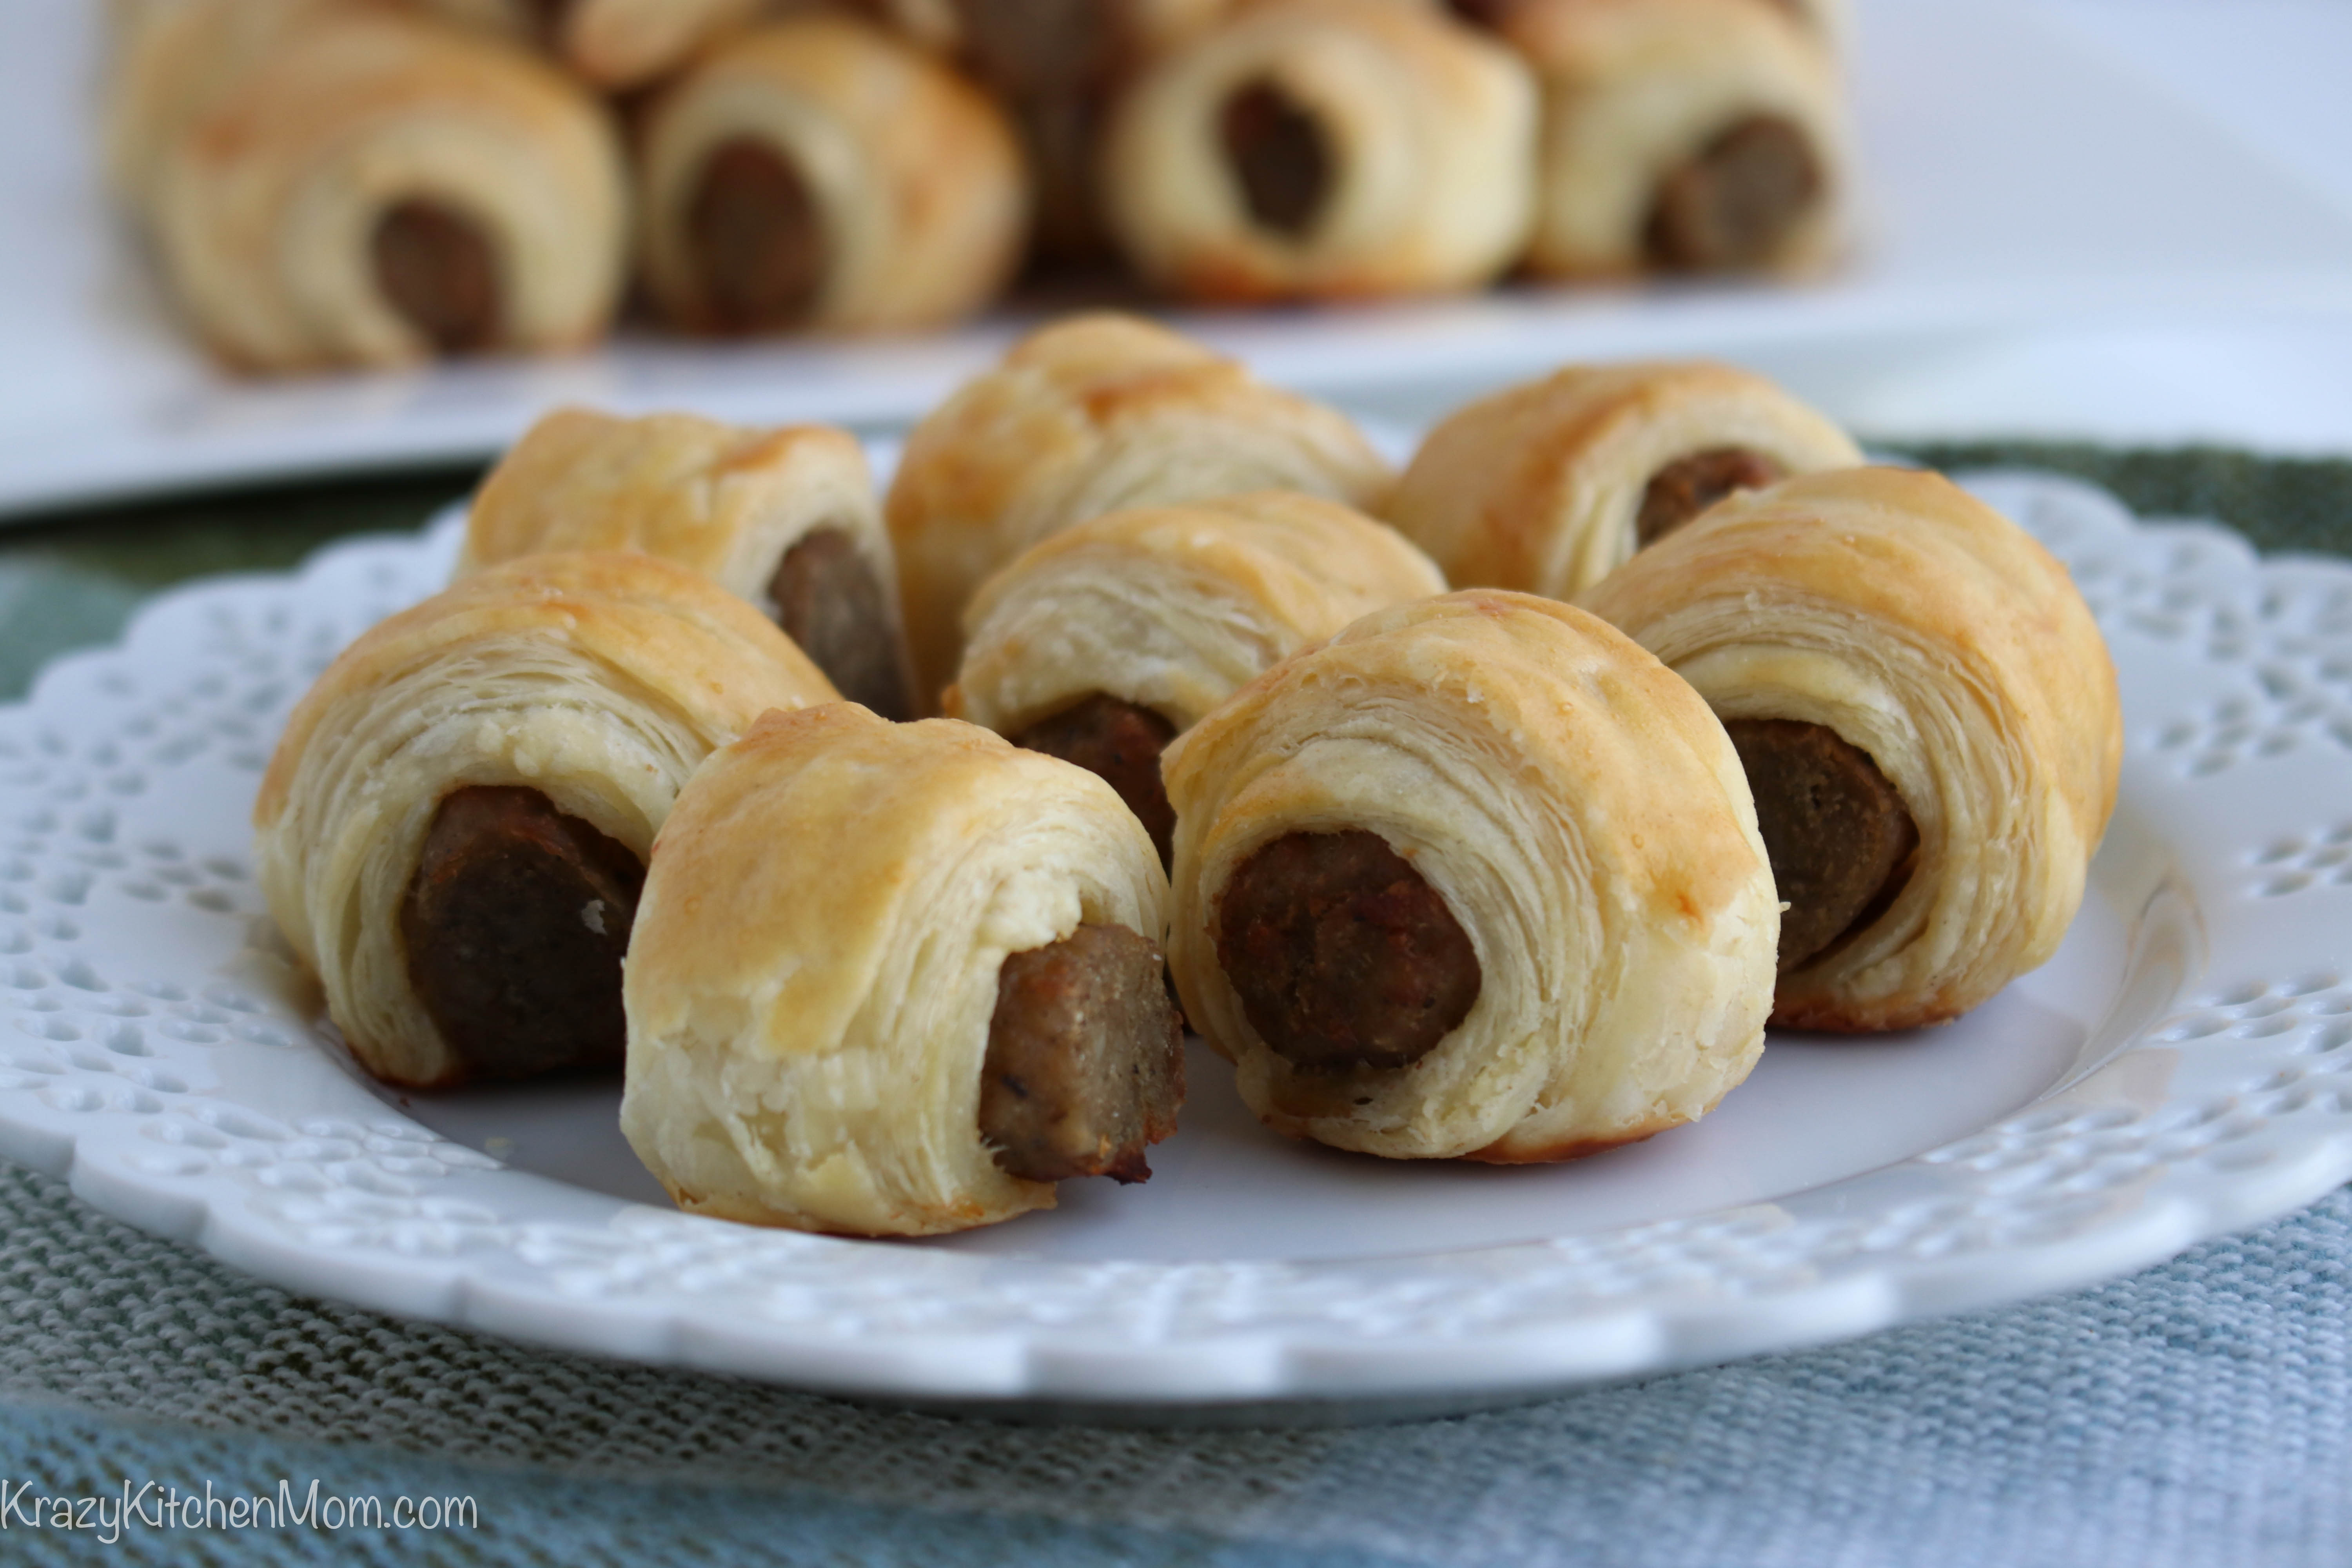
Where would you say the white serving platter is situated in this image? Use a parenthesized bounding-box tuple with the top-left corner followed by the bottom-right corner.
(2, 468, 2350, 1421)
(8, 0, 2352, 517)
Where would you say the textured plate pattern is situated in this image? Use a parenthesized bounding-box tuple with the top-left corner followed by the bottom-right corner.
(2, 474, 2351, 1408)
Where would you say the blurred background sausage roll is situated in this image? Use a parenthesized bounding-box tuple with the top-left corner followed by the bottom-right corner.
(621, 704, 1180, 1237)
(1163, 591, 1778, 1161)
(1497, 0, 1846, 278)
(103, 0, 331, 217)
(459, 408, 916, 719)
(254, 552, 839, 1089)
(1386, 360, 1861, 599)
(145, 9, 626, 372)
(1102, 0, 1537, 301)
(886, 313, 1396, 706)
(637, 15, 1030, 336)
(944, 490, 1446, 861)
(1581, 468, 2121, 1031)
(417, 0, 768, 90)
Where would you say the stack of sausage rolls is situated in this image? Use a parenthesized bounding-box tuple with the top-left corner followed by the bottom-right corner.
(107, 0, 1851, 374)
(257, 311, 2120, 1236)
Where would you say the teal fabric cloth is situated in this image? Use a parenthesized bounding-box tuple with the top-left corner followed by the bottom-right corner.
(0, 441, 2348, 1566)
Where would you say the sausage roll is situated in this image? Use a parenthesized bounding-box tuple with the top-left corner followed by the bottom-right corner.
(254, 552, 839, 1089)
(459, 408, 916, 720)
(1580, 467, 2122, 1031)
(945, 490, 1447, 861)
(888, 312, 1397, 706)
(416, 0, 767, 90)
(1497, 0, 1846, 278)
(637, 16, 1029, 336)
(1163, 590, 1778, 1161)
(621, 704, 1180, 1236)
(149, 9, 627, 372)
(1385, 360, 1862, 601)
(1102, 0, 1538, 300)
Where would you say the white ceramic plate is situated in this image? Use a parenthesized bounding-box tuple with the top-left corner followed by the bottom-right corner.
(10, 0, 2352, 517)
(2, 468, 2350, 1420)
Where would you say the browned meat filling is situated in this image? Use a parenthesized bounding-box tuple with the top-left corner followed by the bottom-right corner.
(1644, 115, 1822, 272)
(1636, 448, 1785, 546)
(1011, 695, 1178, 866)
(1221, 80, 1332, 238)
(767, 528, 913, 722)
(981, 922, 1185, 1183)
(399, 785, 645, 1080)
(1216, 829, 1480, 1073)
(686, 138, 827, 333)
(1725, 718, 1918, 973)
(372, 200, 500, 354)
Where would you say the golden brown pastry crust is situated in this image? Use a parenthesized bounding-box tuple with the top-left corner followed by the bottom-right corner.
(1579, 467, 2122, 1031)
(455, 407, 911, 695)
(636, 15, 1029, 336)
(1385, 360, 1862, 600)
(254, 551, 839, 1088)
(887, 313, 1397, 707)
(944, 489, 1445, 738)
(1500, 0, 1846, 278)
(1102, 0, 1538, 300)
(619, 704, 1170, 1236)
(1162, 589, 1778, 1161)
(147, 9, 627, 372)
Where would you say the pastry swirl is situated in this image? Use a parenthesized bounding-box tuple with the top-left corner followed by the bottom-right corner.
(945, 490, 1446, 860)
(254, 552, 838, 1088)
(149, 9, 627, 371)
(887, 313, 1396, 707)
(1385, 360, 1862, 600)
(1102, 0, 1537, 300)
(1579, 467, 2122, 1031)
(621, 704, 1179, 1236)
(418, 0, 768, 89)
(459, 408, 916, 719)
(637, 15, 1029, 336)
(1163, 590, 1778, 1160)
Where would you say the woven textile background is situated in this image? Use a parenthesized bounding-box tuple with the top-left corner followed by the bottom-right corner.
(0, 441, 2345, 1566)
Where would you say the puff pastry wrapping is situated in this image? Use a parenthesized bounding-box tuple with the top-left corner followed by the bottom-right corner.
(147, 9, 627, 372)
(254, 552, 840, 1089)
(1162, 590, 1779, 1161)
(944, 490, 1445, 856)
(1101, 0, 1538, 300)
(637, 15, 1029, 336)
(1385, 360, 1862, 601)
(620, 704, 1173, 1237)
(416, 0, 768, 89)
(1499, 0, 1847, 278)
(1579, 467, 2122, 1031)
(458, 408, 917, 719)
(103, 0, 334, 216)
(887, 313, 1397, 707)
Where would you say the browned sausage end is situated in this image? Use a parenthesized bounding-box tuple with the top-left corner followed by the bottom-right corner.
(768, 528, 914, 722)
(982, 922, 1185, 1183)
(1220, 80, 1332, 238)
(1725, 718, 1917, 973)
(399, 785, 645, 1081)
(685, 137, 828, 334)
(1216, 829, 1481, 1073)
(372, 200, 501, 355)
(1636, 448, 1785, 546)
(1644, 114, 1822, 273)
(1011, 695, 1179, 865)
